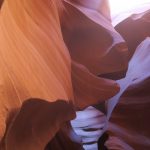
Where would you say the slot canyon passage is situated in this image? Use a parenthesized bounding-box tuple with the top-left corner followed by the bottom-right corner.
(0, 0, 150, 150)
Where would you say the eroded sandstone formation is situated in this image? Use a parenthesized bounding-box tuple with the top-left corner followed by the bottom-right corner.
(0, 0, 120, 149)
(106, 10, 150, 149)
(115, 10, 150, 58)
(106, 37, 150, 150)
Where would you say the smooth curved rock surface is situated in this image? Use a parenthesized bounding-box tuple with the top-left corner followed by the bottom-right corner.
(62, 0, 129, 75)
(115, 9, 150, 59)
(0, 0, 120, 149)
(106, 37, 150, 150)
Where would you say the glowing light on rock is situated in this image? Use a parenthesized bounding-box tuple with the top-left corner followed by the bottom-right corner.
(109, 0, 150, 16)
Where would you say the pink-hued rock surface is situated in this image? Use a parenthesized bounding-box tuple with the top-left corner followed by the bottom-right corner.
(62, 0, 129, 76)
(115, 10, 150, 59)
(106, 37, 150, 150)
